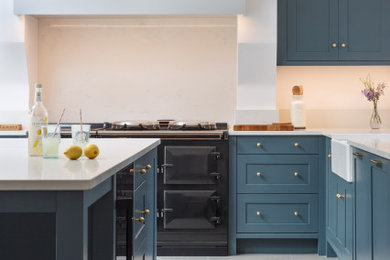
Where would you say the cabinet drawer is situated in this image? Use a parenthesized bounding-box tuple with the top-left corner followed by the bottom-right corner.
(237, 194, 318, 233)
(237, 136, 318, 155)
(237, 155, 318, 193)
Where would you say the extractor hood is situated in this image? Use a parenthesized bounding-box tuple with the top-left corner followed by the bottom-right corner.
(14, 0, 246, 15)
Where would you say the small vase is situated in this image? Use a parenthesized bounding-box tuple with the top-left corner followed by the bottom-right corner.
(370, 103, 382, 129)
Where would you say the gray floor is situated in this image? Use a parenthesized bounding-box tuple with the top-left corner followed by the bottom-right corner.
(158, 255, 338, 260)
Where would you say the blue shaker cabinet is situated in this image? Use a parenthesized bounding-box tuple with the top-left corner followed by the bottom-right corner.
(353, 148, 390, 260)
(229, 136, 326, 255)
(278, 0, 390, 65)
(326, 138, 353, 260)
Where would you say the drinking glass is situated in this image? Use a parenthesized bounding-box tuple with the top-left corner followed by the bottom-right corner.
(71, 125, 91, 153)
(41, 125, 61, 159)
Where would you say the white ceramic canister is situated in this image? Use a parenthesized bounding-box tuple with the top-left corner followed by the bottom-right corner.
(290, 88, 306, 129)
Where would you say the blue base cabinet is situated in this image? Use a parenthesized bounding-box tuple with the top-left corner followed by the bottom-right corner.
(326, 138, 353, 260)
(229, 136, 326, 255)
(278, 0, 390, 65)
(353, 148, 390, 260)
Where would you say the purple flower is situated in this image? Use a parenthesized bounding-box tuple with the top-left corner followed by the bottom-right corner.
(361, 75, 386, 103)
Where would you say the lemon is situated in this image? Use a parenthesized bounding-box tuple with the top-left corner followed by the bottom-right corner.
(64, 145, 82, 160)
(84, 144, 100, 159)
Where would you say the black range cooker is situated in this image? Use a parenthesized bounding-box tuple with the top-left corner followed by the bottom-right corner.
(64, 120, 229, 256)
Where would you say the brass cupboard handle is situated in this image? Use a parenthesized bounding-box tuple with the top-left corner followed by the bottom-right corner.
(328, 154, 332, 158)
(129, 169, 135, 174)
(294, 142, 299, 147)
(257, 211, 261, 216)
(143, 164, 152, 170)
(136, 209, 150, 215)
(137, 169, 147, 175)
(336, 193, 345, 199)
(353, 152, 363, 158)
(332, 43, 338, 48)
(294, 172, 299, 177)
(341, 43, 347, 48)
(132, 217, 145, 224)
(294, 211, 299, 216)
(257, 172, 261, 177)
(370, 159, 383, 166)
(257, 142, 261, 147)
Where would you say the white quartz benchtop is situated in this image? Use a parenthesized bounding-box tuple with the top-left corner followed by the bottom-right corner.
(348, 138, 390, 160)
(229, 128, 390, 139)
(0, 138, 160, 190)
(0, 130, 27, 137)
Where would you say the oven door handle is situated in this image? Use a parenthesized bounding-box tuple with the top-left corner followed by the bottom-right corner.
(210, 152, 223, 160)
(210, 195, 222, 225)
(209, 172, 222, 180)
(161, 164, 174, 168)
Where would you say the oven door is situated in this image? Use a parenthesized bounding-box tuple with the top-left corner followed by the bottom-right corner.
(163, 190, 222, 230)
(163, 146, 222, 185)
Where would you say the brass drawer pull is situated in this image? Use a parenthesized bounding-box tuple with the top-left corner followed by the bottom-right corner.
(142, 164, 152, 170)
(137, 169, 147, 175)
(294, 172, 299, 177)
(132, 217, 145, 224)
(129, 169, 135, 174)
(336, 193, 345, 199)
(136, 209, 150, 215)
(294, 142, 299, 147)
(328, 154, 332, 158)
(370, 159, 383, 166)
(341, 43, 347, 48)
(332, 43, 338, 48)
(353, 152, 363, 158)
(257, 172, 261, 177)
(257, 142, 261, 147)
(257, 211, 261, 216)
(294, 211, 299, 216)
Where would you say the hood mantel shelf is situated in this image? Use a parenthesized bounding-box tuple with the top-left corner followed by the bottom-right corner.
(14, 0, 246, 16)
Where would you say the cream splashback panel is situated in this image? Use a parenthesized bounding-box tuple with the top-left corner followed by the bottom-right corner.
(38, 16, 237, 123)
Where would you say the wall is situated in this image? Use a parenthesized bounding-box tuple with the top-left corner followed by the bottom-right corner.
(277, 66, 390, 128)
(38, 16, 237, 123)
(235, 0, 278, 124)
(0, 0, 29, 126)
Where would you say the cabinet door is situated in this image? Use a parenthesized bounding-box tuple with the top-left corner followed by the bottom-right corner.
(284, 0, 338, 61)
(339, 0, 390, 60)
(372, 161, 390, 260)
(354, 154, 372, 260)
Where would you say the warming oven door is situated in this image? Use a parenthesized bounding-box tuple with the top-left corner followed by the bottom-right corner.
(163, 190, 222, 230)
(163, 146, 222, 185)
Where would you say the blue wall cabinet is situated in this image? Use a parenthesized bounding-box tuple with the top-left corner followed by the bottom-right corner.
(229, 136, 326, 255)
(278, 0, 390, 65)
(326, 138, 353, 260)
(353, 148, 390, 260)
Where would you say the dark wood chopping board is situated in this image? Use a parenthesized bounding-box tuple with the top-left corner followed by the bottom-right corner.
(233, 123, 295, 131)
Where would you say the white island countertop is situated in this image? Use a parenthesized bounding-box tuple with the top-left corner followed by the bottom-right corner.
(348, 138, 390, 160)
(0, 138, 160, 190)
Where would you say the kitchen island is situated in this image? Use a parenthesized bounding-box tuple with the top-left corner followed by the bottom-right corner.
(0, 138, 159, 260)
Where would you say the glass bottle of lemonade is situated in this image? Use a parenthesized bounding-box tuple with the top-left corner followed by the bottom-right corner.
(28, 83, 48, 156)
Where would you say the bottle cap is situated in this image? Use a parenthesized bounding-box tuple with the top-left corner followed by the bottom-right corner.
(292, 85, 303, 95)
(34, 83, 42, 89)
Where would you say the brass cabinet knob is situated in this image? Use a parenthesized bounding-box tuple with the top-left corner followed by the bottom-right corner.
(294, 211, 299, 216)
(257, 142, 261, 147)
(129, 169, 135, 174)
(294, 172, 299, 177)
(294, 142, 299, 147)
(257, 211, 261, 216)
(143, 164, 152, 170)
(353, 152, 363, 158)
(341, 43, 347, 48)
(336, 193, 345, 199)
(137, 169, 147, 175)
(257, 172, 261, 177)
(328, 154, 332, 158)
(332, 43, 337, 48)
(132, 217, 145, 224)
(370, 159, 383, 166)
(136, 209, 150, 215)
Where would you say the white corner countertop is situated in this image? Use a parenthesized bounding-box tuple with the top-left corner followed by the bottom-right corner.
(0, 130, 27, 137)
(229, 128, 390, 139)
(348, 138, 390, 160)
(0, 138, 160, 190)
